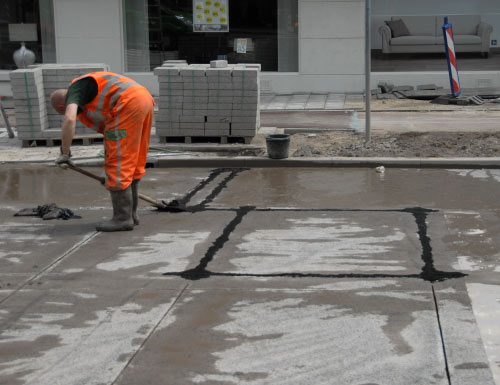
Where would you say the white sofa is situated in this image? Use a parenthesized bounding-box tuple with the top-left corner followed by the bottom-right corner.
(379, 15, 493, 57)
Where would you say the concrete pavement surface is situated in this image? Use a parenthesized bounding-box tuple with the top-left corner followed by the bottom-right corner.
(1, 165, 499, 385)
(260, 110, 500, 133)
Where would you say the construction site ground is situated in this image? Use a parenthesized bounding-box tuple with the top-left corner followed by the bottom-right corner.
(1, 95, 500, 385)
(1, 96, 500, 163)
(1, 166, 500, 384)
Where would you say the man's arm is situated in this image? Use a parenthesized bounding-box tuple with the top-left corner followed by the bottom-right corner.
(61, 103, 78, 155)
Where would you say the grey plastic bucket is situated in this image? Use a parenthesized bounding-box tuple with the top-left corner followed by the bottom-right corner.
(266, 134, 290, 159)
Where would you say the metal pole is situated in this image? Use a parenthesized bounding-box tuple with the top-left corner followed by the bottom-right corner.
(365, 0, 371, 143)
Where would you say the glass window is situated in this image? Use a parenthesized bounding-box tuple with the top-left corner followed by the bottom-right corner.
(124, 0, 298, 72)
(0, 0, 56, 70)
(371, 0, 500, 74)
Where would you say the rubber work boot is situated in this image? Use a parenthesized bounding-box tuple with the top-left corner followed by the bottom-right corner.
(131, 179, 140, 225)
(96, 187, 134, 232)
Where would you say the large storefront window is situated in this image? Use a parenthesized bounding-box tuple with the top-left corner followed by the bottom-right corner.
(0, 0, 56, 70)
(371, 0, 500, 73)
(124, 0, 298, 72)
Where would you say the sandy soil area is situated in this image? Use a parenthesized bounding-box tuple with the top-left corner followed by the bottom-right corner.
(250, 131, 500, 158)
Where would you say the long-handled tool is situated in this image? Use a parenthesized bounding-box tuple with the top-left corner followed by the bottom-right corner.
(0, 96, 15, 139)
(67, 164, 186, 212)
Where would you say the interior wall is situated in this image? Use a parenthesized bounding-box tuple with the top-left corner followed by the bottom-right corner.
(371, 0, 500, 50)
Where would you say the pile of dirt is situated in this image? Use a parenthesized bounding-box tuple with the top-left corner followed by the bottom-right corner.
(251, 131, 500, 158)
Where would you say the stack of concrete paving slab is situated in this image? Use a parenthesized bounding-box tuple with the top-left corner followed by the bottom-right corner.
(38, 64, 109, 135)
(162, 60, 188, 66)
(10, 63, 108, 146)
(9, 68, 47, 141)
(154, 61, 260, 143)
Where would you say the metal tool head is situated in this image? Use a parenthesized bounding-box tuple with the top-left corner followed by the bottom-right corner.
(156, 199, 188, 212)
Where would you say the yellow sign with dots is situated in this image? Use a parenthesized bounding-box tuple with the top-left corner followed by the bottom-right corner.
(193, 0, 228, 32)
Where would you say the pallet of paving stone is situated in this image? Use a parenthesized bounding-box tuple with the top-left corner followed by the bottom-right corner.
(20, 134, 104, 148)
(11, 64, 109, 147)
(154, 60, 260, 142)
(158, 136, 253, 145)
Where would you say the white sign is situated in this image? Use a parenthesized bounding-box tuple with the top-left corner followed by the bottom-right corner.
(236, 38, 248, 53)
(193, 0, 229, 32)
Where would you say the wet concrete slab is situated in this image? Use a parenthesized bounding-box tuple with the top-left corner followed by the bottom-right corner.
(433, 208, 500, 384)
(434, 281, 496, 385)
(204, 210, 424, 277)
(439, 209, 500, 285)
(0, 165, 215, 209)
(0, 276, 23, 301)
(465, 283, 500, 385)
(115, 282, 450, 385)
(0, 274, 43, 302)
(39, 210, 235, 292)
(0, 286, 184, 385)
(0, 209, 103, 290)
(1, 166, 499, 384)
(211, 168, 500, 211)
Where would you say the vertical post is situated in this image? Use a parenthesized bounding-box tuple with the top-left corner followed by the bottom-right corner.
(0, 97, 15, 138)
(365, 0, 371, 143)
(442, 16, 461, 97)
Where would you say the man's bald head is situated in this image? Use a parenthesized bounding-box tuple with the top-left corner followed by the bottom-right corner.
(50, 89, 68, 115)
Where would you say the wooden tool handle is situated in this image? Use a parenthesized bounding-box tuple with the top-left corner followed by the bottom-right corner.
(137, 193, 162, 206)
(68, 164, 106, 184)
(68, 164, 166, 208)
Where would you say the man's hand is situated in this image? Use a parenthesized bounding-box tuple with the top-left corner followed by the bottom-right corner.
(55, 148, 73, 169)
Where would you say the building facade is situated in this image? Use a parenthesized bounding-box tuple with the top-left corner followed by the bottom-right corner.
(1, 0, 499, 96)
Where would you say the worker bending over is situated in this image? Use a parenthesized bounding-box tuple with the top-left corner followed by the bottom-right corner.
(50, 72, 154, 232)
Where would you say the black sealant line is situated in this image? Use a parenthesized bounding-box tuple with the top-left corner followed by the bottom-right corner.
(193, 168, 249, 211)
(164, 168, 466, 283)
(432, 285, 452, 385)
(171, 206, 254, 281)
(170, 168, 249, 214)
(201, 207, 439, 214)
(164, 271, 424, 280)
(409, 207, 467, 283)
(177, 168, 248, 208)
(255, 207, 439, 214)
(162, 205, 466, 282)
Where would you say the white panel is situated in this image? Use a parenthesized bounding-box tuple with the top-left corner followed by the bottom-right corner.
(300, 1, 364, 38)
(55, 0, 120, 38)
(54, 0, 124, 72)
(299, 38, 365, 75)
(58, 38, 122, 71)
